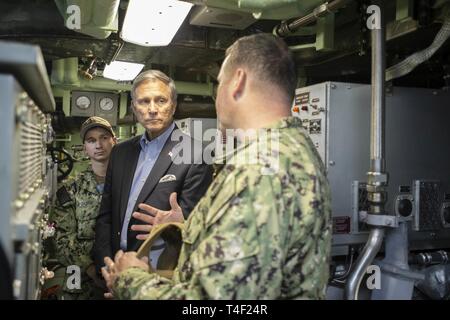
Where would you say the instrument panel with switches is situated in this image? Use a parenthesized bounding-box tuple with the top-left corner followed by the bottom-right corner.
(292, 83, 328, 163)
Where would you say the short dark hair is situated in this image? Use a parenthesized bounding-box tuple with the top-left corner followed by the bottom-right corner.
(224, 33, 297, 103)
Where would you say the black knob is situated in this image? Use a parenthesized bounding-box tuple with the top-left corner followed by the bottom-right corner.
(443, 206, 450, 224)
(398, 199, 413, 217)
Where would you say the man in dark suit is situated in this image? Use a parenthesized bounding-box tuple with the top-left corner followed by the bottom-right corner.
(93, 70, 212, 273)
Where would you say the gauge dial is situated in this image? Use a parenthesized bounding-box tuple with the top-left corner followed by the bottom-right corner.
(76, 95, 91, 109)
(99, 97, 114, 111)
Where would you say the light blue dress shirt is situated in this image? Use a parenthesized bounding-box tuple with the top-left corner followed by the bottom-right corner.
(120, 123, 175, 251)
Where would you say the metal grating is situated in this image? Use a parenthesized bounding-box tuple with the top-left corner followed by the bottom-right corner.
(417, 181, 443, 231)
(17, 102, 43, 198)
(358, 183, 370, 232)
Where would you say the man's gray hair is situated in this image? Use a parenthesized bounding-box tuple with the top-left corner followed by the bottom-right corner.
(131, 70, 178, 106)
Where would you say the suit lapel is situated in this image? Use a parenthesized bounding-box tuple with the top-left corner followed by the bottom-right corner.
(133, 129, 179, 210)
(119, 137, 141, 224)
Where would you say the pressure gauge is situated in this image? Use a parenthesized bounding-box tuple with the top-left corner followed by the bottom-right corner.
(99, 97, 114, 111)
(76, 95, 91, 109)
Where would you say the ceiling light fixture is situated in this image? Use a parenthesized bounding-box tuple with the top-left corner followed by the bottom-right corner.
(103, 60, 144, 81)
(121, 0, 193, 47)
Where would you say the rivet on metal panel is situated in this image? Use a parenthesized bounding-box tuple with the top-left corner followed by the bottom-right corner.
(329, 160, 335, 166)
(330, 83, 336, 89)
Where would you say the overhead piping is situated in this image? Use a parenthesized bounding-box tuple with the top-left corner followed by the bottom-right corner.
(54, 0, 120, 39)
(274, 0, 352, 37)
(386, 10, 450, 81)
(51, 58, 215, 97)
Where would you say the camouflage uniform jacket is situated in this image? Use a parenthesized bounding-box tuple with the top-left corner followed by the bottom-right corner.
(114, 117, 332, 299)
(52, 166, 102, 272)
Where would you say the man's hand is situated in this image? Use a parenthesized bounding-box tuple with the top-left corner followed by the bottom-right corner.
(101, 250, 149, 299)
(131, 192, 184, 240)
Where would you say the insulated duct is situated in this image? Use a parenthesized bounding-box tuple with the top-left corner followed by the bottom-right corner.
(54, 0, 120, 39)
(274, 0, 352, 37)
(51, 58, 215, 97)
(386, 10, 450, 81)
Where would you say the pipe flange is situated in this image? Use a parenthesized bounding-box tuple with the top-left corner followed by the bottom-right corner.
(359, 211, 398, 227)
(367, 171, 388, 185)
(366, 184, 386, 193)
(274, 21, 292, 37)
(367, 191, 386, 204)
(313, 4, 329, 18)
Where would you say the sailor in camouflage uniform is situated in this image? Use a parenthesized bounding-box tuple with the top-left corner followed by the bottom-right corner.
(49, 117, 116, 299)
(102, 34, 332, 300)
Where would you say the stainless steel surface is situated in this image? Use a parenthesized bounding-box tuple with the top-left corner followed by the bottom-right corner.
(359, 212, 398, 227)
(0, 69, 54, 299)
(0, 41, 55, 112)
(345, 228, 385, 300)
(0, 75, 20, 263)
(372, 222, 423, 300)
(370, 22, 386, 172)
(293, 82, 450, 251)
(275, 0, 352, 37)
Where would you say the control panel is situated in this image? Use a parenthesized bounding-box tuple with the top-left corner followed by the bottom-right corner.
(291, 83, 328, 163)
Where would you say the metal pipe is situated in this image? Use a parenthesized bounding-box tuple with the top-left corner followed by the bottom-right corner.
(54, 0, 120, 39)
(345, 1, 387, 300)
(80, 78, 214, 96)
(275, 0, 352, 37)
(92, 0, 120, 27)
(50, 57, 215, 97)
(345, 228, 385, 299)
(370, 10, 386, 173)
(50, 59, 65, 84)
(238, 0, 297, 10)
(65, 57, 79, 86)
(53, 77, 215, 97)
(371, 222, 420, 300)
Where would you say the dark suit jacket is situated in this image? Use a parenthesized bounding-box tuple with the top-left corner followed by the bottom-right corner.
(93, 126, 212, 271)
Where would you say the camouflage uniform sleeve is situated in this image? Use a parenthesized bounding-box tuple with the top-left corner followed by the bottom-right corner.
(113, 268, 201, 300)
(51, 183, 93, 269)
(114, 169, 296, 299)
